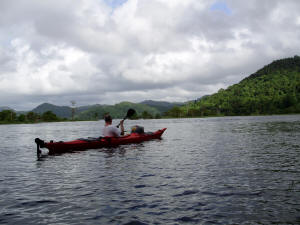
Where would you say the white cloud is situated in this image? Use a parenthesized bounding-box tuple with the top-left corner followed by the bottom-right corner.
(0, 0, 300, 110)
(1, 38, 98, 95)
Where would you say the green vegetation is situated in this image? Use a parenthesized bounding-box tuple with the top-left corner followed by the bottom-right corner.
(0, 102, 165, 124)
(0, 110, 65, 124)
(165, 56, 300, 117)
(76, 102, 161, 120)
(3, 56, 299, 122)
(25, 101, 180, 121)
(32, 103, 73, 118)
(139, 100, 183, 113)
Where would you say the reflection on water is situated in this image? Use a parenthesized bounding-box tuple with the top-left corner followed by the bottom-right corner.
(0, 115, 300, 224)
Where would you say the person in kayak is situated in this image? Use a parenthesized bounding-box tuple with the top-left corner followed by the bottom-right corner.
(102, 114, 124, 137)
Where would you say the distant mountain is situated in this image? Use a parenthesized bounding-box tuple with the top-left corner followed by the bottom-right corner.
(31, 103, 103, 119)
(32, 103, 73, 118)
(166, 55, 300, 117)
(77, 104, 103, 113)
(76, 101, 161, 120)
(29, 101, 171, 120)
(139, 100, 184, 112)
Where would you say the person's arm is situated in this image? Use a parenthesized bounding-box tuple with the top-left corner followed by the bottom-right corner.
(119, 120, 124, 135)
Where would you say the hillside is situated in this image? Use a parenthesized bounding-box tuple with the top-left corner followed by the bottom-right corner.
(166, 56, 300, 117)
(76, 101, 161, 120)
(30, 103, 102, 119)
(29, 101, 163, 120)
(32, 103, 73, 119)
(139, 100, 184, 112)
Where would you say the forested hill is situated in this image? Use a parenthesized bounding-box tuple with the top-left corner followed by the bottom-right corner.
(140, 100, 184, 112)
(166, 56, 300, 117)
(32, 103, 72, 118)
(244, 55, 300, 81)
(31, 103, 97, 118)
(76, 101, 162, 120)
(29, 101, 163, 120)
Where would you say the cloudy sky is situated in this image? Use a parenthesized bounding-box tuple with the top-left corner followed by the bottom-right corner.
(1, 0, 300, 110)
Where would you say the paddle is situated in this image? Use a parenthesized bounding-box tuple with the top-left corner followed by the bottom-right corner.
(116, 108, 136, 128)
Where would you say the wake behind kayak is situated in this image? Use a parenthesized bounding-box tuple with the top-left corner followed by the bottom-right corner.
(35, 128, 166, 158)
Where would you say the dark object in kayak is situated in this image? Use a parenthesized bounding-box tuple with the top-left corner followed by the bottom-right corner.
(35, 128, 166, 157)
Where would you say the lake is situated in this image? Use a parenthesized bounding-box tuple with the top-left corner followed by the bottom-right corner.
(0, 115, 300, 224)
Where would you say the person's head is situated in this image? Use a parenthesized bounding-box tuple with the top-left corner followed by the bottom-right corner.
(104, 114, 112, 125)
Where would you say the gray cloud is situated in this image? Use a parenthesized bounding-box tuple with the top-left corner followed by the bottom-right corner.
(1, 0, 300, 110)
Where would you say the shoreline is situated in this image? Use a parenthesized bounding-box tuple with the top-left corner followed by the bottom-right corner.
(1, 113, 300, 125)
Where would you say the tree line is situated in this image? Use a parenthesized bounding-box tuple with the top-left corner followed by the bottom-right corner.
(0, 110, 64, 124)
(87, 110, 162, 120)
(0, 109, 162, 124)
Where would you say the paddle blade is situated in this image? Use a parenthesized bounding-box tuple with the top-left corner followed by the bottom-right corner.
(117, 108, 136, 128)
(126, 108, 136, 119)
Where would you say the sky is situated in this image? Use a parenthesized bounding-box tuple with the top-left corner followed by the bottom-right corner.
(1, 0, 300, 110)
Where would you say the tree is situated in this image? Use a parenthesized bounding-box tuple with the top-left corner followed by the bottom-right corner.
(141, 111, 153, 119)
(26, 112, 39, 122)
(155, 113, 162, 119)
(282, 92, 297, 108)
(164, 106, 183, 117)
(18, 114, 26, 122)
(0, 110, 16, 121)
(42, 111, 58, 122)
(94, 112, 99, 120)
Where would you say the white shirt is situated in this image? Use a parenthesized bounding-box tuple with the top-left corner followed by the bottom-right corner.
(102, 125, 121, 137)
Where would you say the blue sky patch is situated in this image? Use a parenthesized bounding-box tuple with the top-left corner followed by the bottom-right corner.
(104, 0, 128, 9)
(210, 1, 232, 15)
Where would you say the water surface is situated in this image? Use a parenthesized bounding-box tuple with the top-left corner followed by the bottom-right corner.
(0, 115, 300, 224)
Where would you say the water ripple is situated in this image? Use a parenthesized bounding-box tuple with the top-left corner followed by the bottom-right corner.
(173, 189, 199, 197)
(0, 116, 300, 224)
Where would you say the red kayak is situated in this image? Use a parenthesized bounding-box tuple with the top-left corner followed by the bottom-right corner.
(35, 128, 166, 157)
